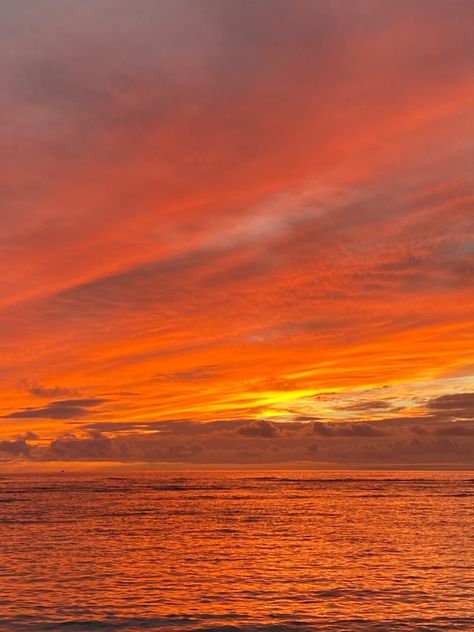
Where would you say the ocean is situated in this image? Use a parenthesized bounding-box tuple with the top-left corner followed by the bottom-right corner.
(0, 471, 473, 631)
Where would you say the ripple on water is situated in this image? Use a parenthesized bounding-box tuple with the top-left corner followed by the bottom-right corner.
(0, 472, 473, 631)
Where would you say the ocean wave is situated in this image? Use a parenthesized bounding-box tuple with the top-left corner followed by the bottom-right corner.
(2, 616, 474, 632)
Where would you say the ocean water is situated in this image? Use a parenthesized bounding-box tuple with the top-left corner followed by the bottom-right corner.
(0, 471, 473, 631)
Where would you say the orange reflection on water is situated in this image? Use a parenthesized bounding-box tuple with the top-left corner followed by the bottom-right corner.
(0, 471, 473, 630)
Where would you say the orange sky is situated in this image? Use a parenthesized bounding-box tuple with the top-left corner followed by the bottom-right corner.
(1, 1, 473, 468)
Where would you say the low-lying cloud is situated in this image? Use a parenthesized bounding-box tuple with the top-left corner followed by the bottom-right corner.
(3, 394, 473, 467)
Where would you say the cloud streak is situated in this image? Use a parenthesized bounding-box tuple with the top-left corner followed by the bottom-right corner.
(3, 399, 108, 420)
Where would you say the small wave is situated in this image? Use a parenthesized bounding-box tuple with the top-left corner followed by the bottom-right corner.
(3, 616, 474, 632)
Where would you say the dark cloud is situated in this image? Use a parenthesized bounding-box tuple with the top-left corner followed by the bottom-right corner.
(79, 418, 252, 436)
(0, 438, 31, 458)
(312, 421, 386, 437)
(79, 421, 156, 433)
(3, 398, 108, 420)
(21, 381, 80, 398)
(435, 423, 474, 436)
(155, 364, 224, 383)
(337, 400, 395, 412)
(294, 415, 322, 422)
(237, 419, 279, 438)
(9, 413, 466, 466)
(427, 393, 474, 419)
(2, 393, 474, 466)
(47, 432, 204, 462)
(50, 434, 113, 459)
(22, 430, 39, 441)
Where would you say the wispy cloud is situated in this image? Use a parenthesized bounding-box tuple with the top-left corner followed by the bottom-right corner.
(3, 398, 108, 420)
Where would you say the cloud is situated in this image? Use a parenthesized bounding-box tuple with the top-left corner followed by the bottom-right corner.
(22, 431, 39, 441)
(47, 431, 204, 462)
(49, 434, 113, 459)
(237, 419, 279, 438)
(80, 421, 158, 433)
(427, 392, 474, 420)
(312, 421, 386, 437)
(4, 411, 468, 467)
(24, 382, 80, 398)
(0, 438, 31, 458)
(337, 400, 395, 412)
(155, 364, 224, 383)
(435, 423, 474, 436)
(3, 398, 108, 420)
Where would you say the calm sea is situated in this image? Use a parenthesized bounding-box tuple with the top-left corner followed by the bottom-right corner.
(0, 471, 473, 631)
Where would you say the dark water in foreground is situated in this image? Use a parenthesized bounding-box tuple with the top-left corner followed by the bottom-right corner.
(0, 471, 473, 631)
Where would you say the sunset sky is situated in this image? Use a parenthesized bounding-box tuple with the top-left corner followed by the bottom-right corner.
(1, 0, 473, 469)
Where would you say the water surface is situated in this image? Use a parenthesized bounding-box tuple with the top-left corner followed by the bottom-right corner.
(0, 471, 473, 631)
